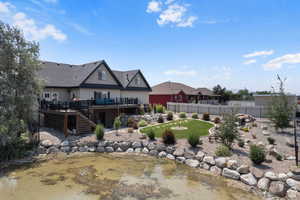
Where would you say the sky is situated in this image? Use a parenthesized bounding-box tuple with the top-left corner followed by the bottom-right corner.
(0, 0, 300, 94)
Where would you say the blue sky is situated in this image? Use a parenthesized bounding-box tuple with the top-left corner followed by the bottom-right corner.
(0, 0, 300, 94)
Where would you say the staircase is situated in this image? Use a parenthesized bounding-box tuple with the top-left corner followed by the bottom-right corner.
(76, 112, 96, 134)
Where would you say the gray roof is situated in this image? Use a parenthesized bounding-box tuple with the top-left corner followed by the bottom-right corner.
(38, 60, 150, 90)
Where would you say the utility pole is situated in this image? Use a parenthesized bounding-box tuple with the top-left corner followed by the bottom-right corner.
(294, 119, 299, 166)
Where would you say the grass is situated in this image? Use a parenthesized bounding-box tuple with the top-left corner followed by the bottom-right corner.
(140, 119, 213, 139)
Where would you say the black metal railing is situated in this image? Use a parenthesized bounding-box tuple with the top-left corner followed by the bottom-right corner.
(40, 97, 139, 111)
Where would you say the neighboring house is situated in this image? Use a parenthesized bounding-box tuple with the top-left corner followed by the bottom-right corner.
(38, 60, 151, 133)
(149, 81, 218, 106)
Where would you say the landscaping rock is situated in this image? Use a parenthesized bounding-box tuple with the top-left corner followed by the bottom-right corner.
(200, 162, 211, 170)
(166, 154, 175, 160)
(203, 156, 215, 165)
(237, 165, 250, 174)
(98, 141, 107, 147)
(79, 146, 88, 152)
(227, 160, 238, 170)
(149, 150, 158, 156)
(286, 178, 300, 191)
(176, 156, 186, 163)
(287, 171, 300, 181)
(132, 141, 142, 148)
(71, 146, 78, 153)
(142, 140, 149, 147)
(37, 146, 47, 154)
(185, 159, 199, 168)
(278, 173, 288, 181)
(116, 147, 123, 152)
(210, 166, 222, 175)
(156, 144, 166, 152)
(96, 146, 105, 153)
(222, 168, 240, 180)
(215, 157, 227, 168)
(158, 151, 167, 158)
(265, 171, 279, 181)
(46, 146, 59, 154)
(286, 189, 300, 200)
(240, 173, 257, 186)
(166, 146, 175, 154)
(61, 140, 69, 147)
(286, 139, 295, 148)
(184, 150, 195, 159)
(88, 147, 96, 152)
(126, 148, 134, 153)
(269, 181, 287, 197)
(252, 168, 264, 179)
(286, 156, 296, 160)
(148, 142, 156, 150)
(262, 131, 270, 136)
(119, 141, 131, 151)
(261, 125, 268, 130)
(290, 166, 300, 175)
(257, 177, 270, 191)
(61, 146, 71, 153)
(142, 147, 149, 154)
(105, 147, 114, 153)
(195, 151, 205, 161)
(41, 140, 53, 148)
(173, 148, 184, 157)
(134, 148, 141, 153)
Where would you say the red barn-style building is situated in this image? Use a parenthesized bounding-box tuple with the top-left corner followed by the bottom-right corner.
(149, 81, 219, 106)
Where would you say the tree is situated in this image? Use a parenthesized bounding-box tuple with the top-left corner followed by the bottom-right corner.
(216, 112, 240, 149)
(0, 21, 41, 160)
(113, 116, 121, 136)
(268, 75, 295, 132)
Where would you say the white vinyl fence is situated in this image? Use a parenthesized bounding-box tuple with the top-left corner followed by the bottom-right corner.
(167, 102, 269, 118)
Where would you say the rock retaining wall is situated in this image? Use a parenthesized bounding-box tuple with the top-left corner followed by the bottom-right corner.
(39, 139, 300, 199)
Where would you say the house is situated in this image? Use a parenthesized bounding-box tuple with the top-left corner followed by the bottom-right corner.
(149, 81, 218, 106)
(38, 60, 151, 134)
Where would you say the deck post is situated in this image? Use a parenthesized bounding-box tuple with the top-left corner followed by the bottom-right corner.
(63, 113, 68, 137)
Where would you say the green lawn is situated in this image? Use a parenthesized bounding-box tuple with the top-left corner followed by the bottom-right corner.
(140, 119, 213, 139)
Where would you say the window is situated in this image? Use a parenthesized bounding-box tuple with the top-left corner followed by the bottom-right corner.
(98, 70, 107, 80)
(52, 92, 59, 101)
(43, 92, 51, 101)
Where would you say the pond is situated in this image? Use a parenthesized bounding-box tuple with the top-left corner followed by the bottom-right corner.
(0, 153, 261, 200)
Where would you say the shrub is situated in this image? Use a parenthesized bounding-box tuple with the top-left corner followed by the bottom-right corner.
(216, 113, 239, 149)
(133, 121, 139, 129)
(147, 129, 155, 140)
(95, 124, 104, 140)
(139, 106, 145, 115)
(162, 129, 176, 145)
(276, 154, 283, 161)
(138, 120, 148, 127)
(113, 116, 121, 135)
(214, 117, 221, 124)
(155, 104, 165, 113)
(202, 112, 210, 121)
(188, 132, 200, 147)
(215, 145, 232, 157)
(127, 117, 134, 128)
(179, 112, 187, 119)
(128, 128, 134, 133)
(167, 112, 173, 121)
(157, 115, 164, 123)
(267, 137, 275, 145)
(191, 113, 198, 119)
(238, 139, 245, 148)
(250, 145, 266, 164)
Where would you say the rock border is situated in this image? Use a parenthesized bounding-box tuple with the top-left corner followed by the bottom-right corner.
(38, 139, 300, 199)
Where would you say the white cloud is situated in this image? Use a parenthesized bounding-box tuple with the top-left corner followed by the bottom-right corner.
(165, 0, 176, 4)
(0, 2, 67, 42)
(68, 23, 93, 36)
(263, 53, 300, 70)
(177, 16, 197, 27)
(146, 0, 162, 13)
(243, 50, 274, 58)
(164, 69, 197, 76)
(243, 59, 256, 65)
(43, 0, 58, 3)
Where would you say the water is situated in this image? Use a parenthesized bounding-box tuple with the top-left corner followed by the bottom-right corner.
(0, 153, 261, 200)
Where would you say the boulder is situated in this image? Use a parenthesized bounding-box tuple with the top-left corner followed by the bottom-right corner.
(119, 141, 131, 151)
(71, 146, 79, 153)
(166, 146, 175, 154)
(261, 125, 268, 130)
(46, 146, 59, 154)
(287, 171, 300, 181)
(227, 160, 238, 170)
(222, 168, 240, 180)
(37, 146, 47, 154)
(116, 147, 123, 152)
(203, 156, 215, 165)
(240, 173, 257, 186)
(252, 168, 264, 179)
(98, 140, 107, 147)
(149, 150, 158, 156)
(156, 144, 166, 152)
(286, 139, 295, 148)
(105, 147, 114, 153)
(166, 154, 175, 160)
(41, 140, 53, 148)
(269, 181, 287, 197)
(60, 140, 69, 147)
(88, 147, 96, 152)
(176, 157, 186, 163)
(215, 157, 227, 168)
(286, 178, 300, 192)
(173, 148, 184, 157)
(184, 150, 195, 159)
(262, 131, 270, 136)
(96, 146, 105, 153)
(257, 177, 270, 191)
(237, 165, 250, 174)
(135, 148, 142, 153)
(142, 140, 149, 147)
(132, 141, 142, 148)
(185, 159, 200, 168)
(200, 162, 211, 170)
(147, 142, 156, 150)
(286, 189, 300, 200)
(61, 146, 71, 153)
(278, 173, 288, 181)
(265, 171, 279, 181)
(290, 166, 300, 175)
(142, 147, 149, 154)
(210, 166, 222, 175)
(126, 148, 134, 153)
(158, 151, 167, 158)
(195, 151, 205, 161)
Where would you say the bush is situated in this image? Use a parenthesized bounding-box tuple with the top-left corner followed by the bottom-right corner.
(276, 154, 283, 161)
(157, 115, 164, 123)
(202, 112, 210, 121)
(250, 145, 266, 164)
(188, 132, 200, 147)
(216, 113, 239, 149)
(138, 120, 148, 127)
(162, 129, 176, 145)
(238, 139, 245, 148)
(95, 124, 104, 140)
(191, 113, 198, 119)
(179, 112, 187, 119)
(167, 112, 173, 121)
(0, 137, 34, 161)
(214, 117, 221, 124)
(267, 137, 275, 145)
(147, 129, 155, 140)
(155, 104, 165, 113)
(127, 117, 134, 128)
(133, 121, 139, 129)
(128, 128, 134, 133)
(215, 145, 232, 157)
(139, 106, 145, 115)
